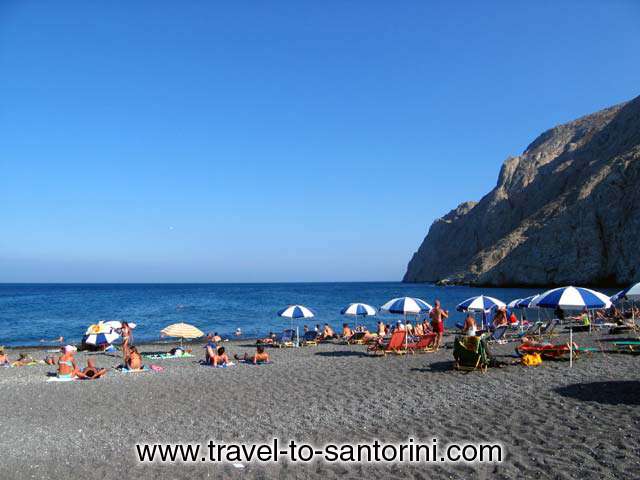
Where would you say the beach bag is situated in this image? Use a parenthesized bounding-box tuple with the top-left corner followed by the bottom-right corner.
(521, 352, 542, 367)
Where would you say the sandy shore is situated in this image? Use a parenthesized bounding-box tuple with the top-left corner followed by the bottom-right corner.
(1, 330, 640, 479)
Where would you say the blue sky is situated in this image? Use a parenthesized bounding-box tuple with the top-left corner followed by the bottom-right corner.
(1, 1, 639, 282)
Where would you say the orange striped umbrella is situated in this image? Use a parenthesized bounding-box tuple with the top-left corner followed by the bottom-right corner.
(160, 323, 204, 346)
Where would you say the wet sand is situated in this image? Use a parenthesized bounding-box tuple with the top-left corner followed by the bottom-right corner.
(1, 330, 639, 479)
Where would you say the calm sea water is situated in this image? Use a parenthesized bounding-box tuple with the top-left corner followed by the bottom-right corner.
(0, 282, 562, 347)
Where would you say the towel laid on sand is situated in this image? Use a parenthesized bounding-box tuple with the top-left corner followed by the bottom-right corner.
(238, 360, 273, 365)
(116, 365, 153, 373)
(47, 376, 78, 382)
(143, 352, 194, 360)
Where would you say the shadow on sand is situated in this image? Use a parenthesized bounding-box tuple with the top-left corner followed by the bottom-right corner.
(555, 381, 640, 405)
(314, 350, 369, 358)
(410, 361, 454, 373)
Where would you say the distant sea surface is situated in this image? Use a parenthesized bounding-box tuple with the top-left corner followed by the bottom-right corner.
(0, 282, 609, 347)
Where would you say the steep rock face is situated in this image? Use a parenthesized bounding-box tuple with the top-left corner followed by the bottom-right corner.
(403, 95, 640, 286)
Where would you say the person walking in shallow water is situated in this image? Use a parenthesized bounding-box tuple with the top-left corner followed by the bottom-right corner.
(429, 299, 448, 350)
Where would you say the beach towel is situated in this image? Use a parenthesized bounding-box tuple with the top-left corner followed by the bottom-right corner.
(143, 352, 194, 360)
(238, 360, 273, 365)
(116, 365, 152, 373)
(199, 360, 236, 368)
(47, 376, 78, 382)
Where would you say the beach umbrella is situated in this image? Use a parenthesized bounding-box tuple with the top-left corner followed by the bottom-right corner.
(278, 305, 315, 347)
(83, 321, 120, 346)
(532, 286, 611, 368)
(616, 282, 640, 301)
(456, 295, 506, 312)
(610, 290, 626, 303)
(516, 295, 540, 309)
(341, 302, 377, 317)
(381, 297, 433, 353)
(507, 298, 521, 309)
(380, 297, 433, 315)
(160, 323, 204, 347)
(531, 286, 611, 310)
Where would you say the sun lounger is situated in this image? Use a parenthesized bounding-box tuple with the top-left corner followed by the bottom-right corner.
(507, 321, 544, 341)
(540, 319, 560, 338)
(612, 341, 640, 352)
(453, 334, 489, 373)
(346, 331, 368, 345)
(301, 331, 319, 346)
(367, 330, 407, 356)
(407, 333, 437, 353)
(516, 342, 576, 360)
(274, 329, 295, 348)
(488, 325, 508, 344)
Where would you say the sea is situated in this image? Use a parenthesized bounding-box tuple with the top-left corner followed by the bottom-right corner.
(0, 282, 610, 347)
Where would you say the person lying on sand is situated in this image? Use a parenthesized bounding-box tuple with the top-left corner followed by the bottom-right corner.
(234, 345, 270, 364)
(57, 346, 79, 378)
(211, 347, 230, 366)
(12, 353, 38, 367)
(39, 336, 64, 344)
(76, 358, 107, 379)
(126, 346, 143, 370)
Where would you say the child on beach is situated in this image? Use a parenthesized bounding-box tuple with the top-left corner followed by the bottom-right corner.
(234, 345, 270, 364)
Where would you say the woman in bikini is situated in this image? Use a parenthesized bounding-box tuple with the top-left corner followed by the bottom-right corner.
(126, 346, 143, 370)
(211, 347, 230, 366)
(120, 322, 133, 361)
(58, 346, 79, 378)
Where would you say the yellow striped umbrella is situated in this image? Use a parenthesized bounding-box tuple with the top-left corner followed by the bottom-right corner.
(161, 323, 204, 346)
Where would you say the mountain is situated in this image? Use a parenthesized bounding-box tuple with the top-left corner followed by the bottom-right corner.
(403, 95, 640, 287)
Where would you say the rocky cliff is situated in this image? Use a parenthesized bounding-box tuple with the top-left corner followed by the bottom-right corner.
(403, 95, 640, 287)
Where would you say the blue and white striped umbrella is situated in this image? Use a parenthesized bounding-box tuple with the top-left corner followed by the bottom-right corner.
(380, 297, 433, 314)
(532, 286, 611, 310)
(516, 294, 540, 309)
(83, 332, 120, 346)
(507, 298, 521, 309)
(615, 282, 640, 302)
(610, 290, 626, 303)
(456, 295, 506, 312)
(341, 303, 377, 316)
(277, 305, 315, 319)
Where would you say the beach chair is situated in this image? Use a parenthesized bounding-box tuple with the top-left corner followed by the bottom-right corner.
(367, 330, 407, 356)
(488, 325, 508, 344)
(515, 342, 577, 360)
(274, 329, 295, 348)
(453, 334, 489, 373)
(407, 333, 437, 353)
(346, 331, 368, 345)
(612, 341, 640, 353)
(507, 321, 544, 341)
(301, 330, 319, 346)
(540, 319, 560, 338)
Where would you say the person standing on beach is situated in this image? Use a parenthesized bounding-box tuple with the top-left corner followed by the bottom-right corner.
(120, 322, 133, 361)
(429, 300, 448, 350)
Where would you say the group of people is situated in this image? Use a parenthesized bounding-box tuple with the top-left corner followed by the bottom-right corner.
(204, 333, 270, 365)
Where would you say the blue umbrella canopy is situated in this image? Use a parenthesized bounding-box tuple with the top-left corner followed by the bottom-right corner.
(341, 303, 377, 316)
(380, 297, 432, 315)
(456, 295, 505, 312)
(614, 282, 640, 302)
(532, 286, 611, 310)
(277, 305, 315, 319)
(516, 294, 540, 309)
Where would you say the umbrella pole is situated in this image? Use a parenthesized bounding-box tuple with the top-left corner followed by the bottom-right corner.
(569, 326, 573, 369)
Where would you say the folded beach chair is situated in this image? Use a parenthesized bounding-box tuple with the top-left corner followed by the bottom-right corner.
(507, 321, 544, 341)
(407, 333, 437, 353)
(367, 330, 407, 356)
(540, 319, 560, 338)
(274, 329, 295, 348)
(301, 330, 319, 346)
(453, 334, 489, 373)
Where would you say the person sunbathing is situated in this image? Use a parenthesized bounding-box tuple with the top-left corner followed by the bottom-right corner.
(76, 358, 107, 379)
(342, 323, 353, 339)
(234, 345, 270, 364)
(0, 350, 9, 366)
(493, 307, 508, 328)
(414, 322, 424, 337)
(376, 321, 386, 337)
(462, 314, 477, 336)
(57, 346, 79, 378)
(13, 353, 38, 367)
(211, 347, 230, 366)
(126, 346, 143, 370)
(321, 324, 335, 339)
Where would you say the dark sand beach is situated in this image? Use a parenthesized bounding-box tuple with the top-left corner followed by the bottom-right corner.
(1, 330, 639, 480)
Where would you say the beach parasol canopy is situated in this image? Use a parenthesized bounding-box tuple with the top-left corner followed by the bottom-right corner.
(531, 286, 611, 310)
(516, 295, 540, 309)
(160, 323, 204, 339)
(341, 303, 377, 317)
(277, 305, 315, 319)
(610, 290, 626, 303)
(380, 297, 433, 315)
(456, 295, 506, 312)
(84, 321, 120, 346)
(507, 298, 521, 309)
(616, 282, 640, 302)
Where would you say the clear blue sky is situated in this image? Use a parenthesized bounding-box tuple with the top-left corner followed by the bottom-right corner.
(1, 1, 638, 282)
